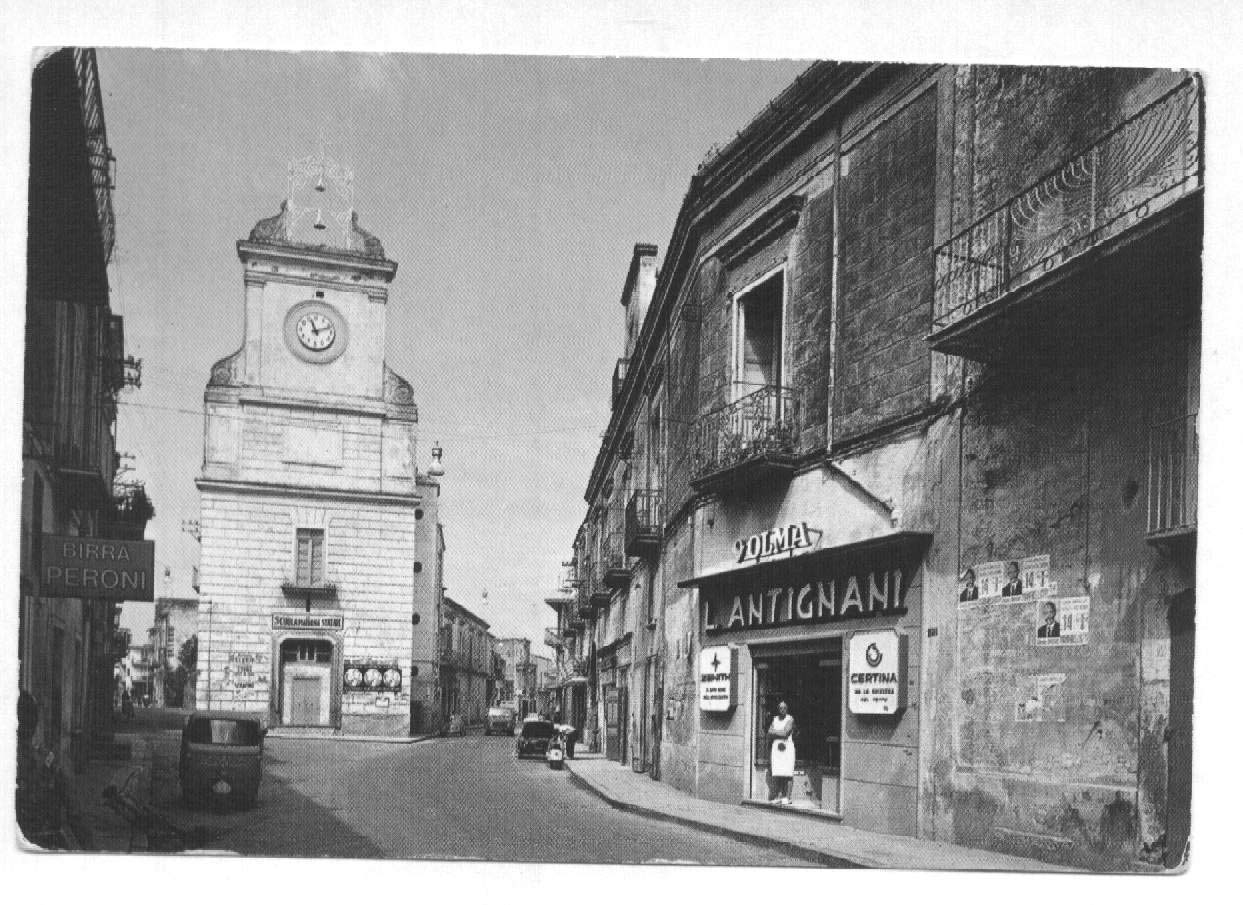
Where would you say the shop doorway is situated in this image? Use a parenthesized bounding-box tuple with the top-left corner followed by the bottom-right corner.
(279, 639, 333, 727)
(751, 642, 843, 813)
(604, 685, 620, 760)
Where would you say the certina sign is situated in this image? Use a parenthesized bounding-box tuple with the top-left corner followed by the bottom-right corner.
(698, 645, 735, 712)
(848, 629, 907, 715)
(41, 535, 155, 601)
(703, 567, 907, 633)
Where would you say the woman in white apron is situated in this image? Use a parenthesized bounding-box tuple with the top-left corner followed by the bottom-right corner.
(767, 701, 795, 804)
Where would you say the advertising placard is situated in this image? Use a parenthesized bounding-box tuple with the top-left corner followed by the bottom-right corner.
(1032, 596, 1090, 646)
(848, 629, 908, 715)
(40, 535, 156, 601)
(962, 554, 1051, 601)
(698, 646, 735, 712)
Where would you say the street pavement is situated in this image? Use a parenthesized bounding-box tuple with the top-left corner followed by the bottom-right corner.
(139, 730, 817, 866)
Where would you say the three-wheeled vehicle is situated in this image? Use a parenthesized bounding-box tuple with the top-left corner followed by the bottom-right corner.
(179, 711, 265, 810)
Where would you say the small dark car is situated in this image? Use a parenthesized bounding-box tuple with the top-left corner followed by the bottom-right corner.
(179, 711, 265, 809)
(485, 706, 517, 736)
(514, 719, 555, 759)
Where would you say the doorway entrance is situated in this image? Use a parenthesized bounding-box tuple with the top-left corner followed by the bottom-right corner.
(279, 639, 334, 727)
(751, 642, 843, 813)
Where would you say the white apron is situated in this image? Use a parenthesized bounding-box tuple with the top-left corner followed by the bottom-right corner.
(769, 716, 795, 778)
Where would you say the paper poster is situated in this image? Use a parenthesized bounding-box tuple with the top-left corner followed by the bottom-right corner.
(226, 651, 257, 688)
(1015, 673, 1068, 722)
(1032, 596, 1090, 646)
(961, 554, 1051, 602)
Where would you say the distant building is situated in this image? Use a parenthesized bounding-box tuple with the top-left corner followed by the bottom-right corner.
(437, 597, 494, 729)
(152, 597, 198, 707)
(194, 160, 443, 736)
(494, 637, 538, 717)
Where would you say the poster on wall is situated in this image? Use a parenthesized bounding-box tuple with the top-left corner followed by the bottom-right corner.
(963, 554, 1051, 601)
(1032, 596, 1090, 646)
(1015, 673, 1068, 722)
(226, 651, 256, 688)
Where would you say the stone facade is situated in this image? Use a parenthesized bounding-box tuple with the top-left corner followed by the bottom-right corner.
(567, 62, 1200, 870)
(195, 195, 441, 737)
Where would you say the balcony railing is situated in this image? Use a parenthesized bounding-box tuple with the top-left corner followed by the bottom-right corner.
(601, 526, 631, 589)
(545, 628, 565, 649)
(691, 385, 799, 491)
(583, 560, 612, 607)
(625, 489, 662, 557)
(280, 580, 338, 601)
(1148, 412, 1198, 539)
(612, 358, 630, 408)
(933, 77, 1202, 332)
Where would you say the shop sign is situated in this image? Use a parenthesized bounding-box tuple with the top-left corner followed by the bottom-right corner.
(40, 535, 155, 601)
(698, 646, 735, 712)
(704, 567, 906, 634)
(272, 612, 344, 631)
(734, 522, 818, 564)
(848, 629, 907, 715)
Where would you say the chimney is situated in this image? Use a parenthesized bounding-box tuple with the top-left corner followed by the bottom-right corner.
(620, 243, 658, 360)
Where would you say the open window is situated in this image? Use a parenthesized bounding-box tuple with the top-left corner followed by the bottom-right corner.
(734, 270, 785, 398)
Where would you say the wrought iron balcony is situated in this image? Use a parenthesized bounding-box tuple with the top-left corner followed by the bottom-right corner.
(583, 561, 613, 608)
(601, 526, 632, 589)
(1147, 412, 1197, 542)
(280, 580, 338, 601)
(545, 628, 565, 649)
(930, 77, 1202, 360)
(612, 358, 630, 408)
(690, 385, 799, 494)
(625, 489, 662, 557)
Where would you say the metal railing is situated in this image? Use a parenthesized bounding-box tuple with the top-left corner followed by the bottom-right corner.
(625, 489, 662, 552)
(601, 525, 629, 578)
(1148, 412, 1198, 536)
(692, 385, 799, 481)
(933, 77, 1202, 330)
(72, 49, 116, 265)
(545, 628, 564, 649)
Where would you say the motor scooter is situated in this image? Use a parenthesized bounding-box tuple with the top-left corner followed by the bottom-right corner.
(546, 730, 566, 770)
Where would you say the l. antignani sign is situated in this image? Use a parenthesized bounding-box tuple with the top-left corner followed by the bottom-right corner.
(703, 567, 906, 633)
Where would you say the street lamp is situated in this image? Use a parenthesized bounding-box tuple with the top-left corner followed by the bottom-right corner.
(428, 441, 445, 477)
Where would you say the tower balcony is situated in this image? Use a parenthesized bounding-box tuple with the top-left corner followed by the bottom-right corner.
(1147, 412, 1197, 546)
(690, 386, 799, 495)
(929, 76, 1203, 363)
(625, 489, 662, 557)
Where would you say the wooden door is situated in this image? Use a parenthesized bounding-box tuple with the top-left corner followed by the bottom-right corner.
(290, 676, 322, 725)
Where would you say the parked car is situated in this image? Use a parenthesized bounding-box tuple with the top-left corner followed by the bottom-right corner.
(179, 711, 265, 809)
(485, 706, 516, 736)
(514, 719, 556, 759)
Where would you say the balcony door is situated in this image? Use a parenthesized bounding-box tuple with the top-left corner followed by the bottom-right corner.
(735, 270, 785, 398)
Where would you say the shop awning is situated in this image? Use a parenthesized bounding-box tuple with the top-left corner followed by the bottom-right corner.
(676, 530, 932, 590)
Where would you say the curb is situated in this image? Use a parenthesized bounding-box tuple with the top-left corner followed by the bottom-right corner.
(266, 731, 442, 744)
(564, 762, 867, 869)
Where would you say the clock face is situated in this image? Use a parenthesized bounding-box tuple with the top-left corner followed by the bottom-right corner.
(363, 667, 383, 689)
(284, 301, 348, 363)
(296, 312, 336, 351)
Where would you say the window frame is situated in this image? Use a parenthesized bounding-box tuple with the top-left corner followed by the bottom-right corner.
(731, 265, 789, 403)
(294, 527, 326, 587)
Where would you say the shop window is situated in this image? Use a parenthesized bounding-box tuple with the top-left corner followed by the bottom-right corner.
(735, 271, 784, 396)
(295, 528, 325, 586)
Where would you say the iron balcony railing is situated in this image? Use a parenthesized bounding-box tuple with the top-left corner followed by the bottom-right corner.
(691, 385, 799, 483)
(72, 49, 116, 265)
(933, 77, 1202, 331)
(612, 358, 630, 408)
(545, 628, 565, 649)
(1148, 412, 1198, 537)
(601, 525, 631, 588)
(625, 489, 662, 556)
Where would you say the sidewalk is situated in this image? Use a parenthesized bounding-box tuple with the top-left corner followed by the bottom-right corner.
(565, 754, 1072, 872)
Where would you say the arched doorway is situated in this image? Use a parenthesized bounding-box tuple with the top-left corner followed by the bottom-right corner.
(279, 639, 334, 726)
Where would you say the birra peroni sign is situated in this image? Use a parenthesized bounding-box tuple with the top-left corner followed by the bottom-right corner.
(703, 567, 906, 634)
(40, 535, 155, 601)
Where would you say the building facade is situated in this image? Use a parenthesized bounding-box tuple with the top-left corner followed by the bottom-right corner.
(20, 47, 153, 774)
(151, 596, 198, 707)
(438, 596, 494, 729)
(494, 637, 538, 717)
(567, 63, 1200, 869)
(194, 167, 442, 736)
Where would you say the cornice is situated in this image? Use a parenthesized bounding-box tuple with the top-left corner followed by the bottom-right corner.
(196, 477, 422, 506)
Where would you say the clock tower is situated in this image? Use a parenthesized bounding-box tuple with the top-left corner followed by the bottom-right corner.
(195, 155, 442, 736)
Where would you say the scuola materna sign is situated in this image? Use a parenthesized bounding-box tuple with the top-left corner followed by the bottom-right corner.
(703, 566, 907, 634)
(40, 535, 155, 601)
